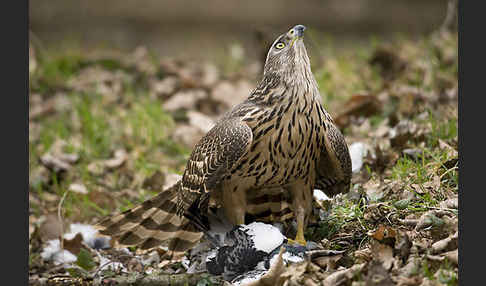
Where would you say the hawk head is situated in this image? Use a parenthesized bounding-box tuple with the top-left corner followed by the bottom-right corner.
(263, 25, 312, 85)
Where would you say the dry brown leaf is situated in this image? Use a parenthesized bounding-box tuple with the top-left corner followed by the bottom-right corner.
(38, 214, 63, 241)
(363, 180, 385, 202)
(163, 89, 207, 112)
(399, 256, 422, 278)
(441, 249, 458, 266)
(354, 248, 372, 263)
(278, 260, 310, 286)
(415, 211, 446, 231)
(431, 232, 458, 254)
(370, 240, 395, 270)
(40, 153, 72, 173)
(173, 124, 205, 147)
(389, 120, 417, 150)
(187, 110, 215, 133)
(438, 139, 458, 158)
(365, 260, 395, 286)
(88, 190, 113, 209)
(369, 225, 397, 247)
(104, 149, 127, 170)
(150, 76, 178, 98)
(211, 80, 253, 109)
(68, 183, 89, 195)
(87, 149, 127, 175)
(364, 203, 388, 223)
(334, 94, 382, 128)
(369, 45, 406, 80)
(63, 232, 84, 256)
(439, 198, 458, 209)
(395, 275, 423, 286)
(142, 170, 166, 191)
(87, 161, 105, 176)
(395, 232, 413, 263)
(308, 249, 345, 271)
(131, 46, 157, 75)
(323, 263, 365, 286)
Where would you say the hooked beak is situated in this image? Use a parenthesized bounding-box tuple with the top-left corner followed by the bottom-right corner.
(293, 24, 306, 38)
(289, 24, 306, 48)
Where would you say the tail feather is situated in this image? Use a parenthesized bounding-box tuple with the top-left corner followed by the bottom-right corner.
(96, 180, 203, 253)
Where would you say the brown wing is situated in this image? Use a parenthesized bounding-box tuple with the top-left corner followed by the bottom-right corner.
(177, 117, 253, 230)
(315, 122, 352, 197)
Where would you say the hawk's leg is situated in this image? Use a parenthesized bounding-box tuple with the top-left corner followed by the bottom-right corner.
(286, 180, 313, 246)
(223, 185, 247, 225)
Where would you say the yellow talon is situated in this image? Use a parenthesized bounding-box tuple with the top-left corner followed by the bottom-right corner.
(288, 225, 307, 246)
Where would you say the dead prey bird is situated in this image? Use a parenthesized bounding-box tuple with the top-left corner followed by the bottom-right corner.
(97, 24, 351, 256)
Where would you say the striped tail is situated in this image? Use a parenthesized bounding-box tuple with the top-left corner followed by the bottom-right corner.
(95, 180, 203, 254)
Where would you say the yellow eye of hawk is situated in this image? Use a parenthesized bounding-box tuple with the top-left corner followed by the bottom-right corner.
(275, 42, 285, 49)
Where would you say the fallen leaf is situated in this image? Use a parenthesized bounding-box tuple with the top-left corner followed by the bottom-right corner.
(87, 161, 105, 176)
(389, 120, 417, 150)
(402, 148, 422, 161)
(163, 89, 207, 112)
(323, 263, 365, 286)
(40, 153, 72, 173)
(63, 233, 84, 256)
(307, 249, 345, 271)
(438, 139, 458, 158)
(68, 183, 89, 195)
(173, 124, 205, 147)
(439, 198, 458, 209)
(364, 203, 388, 223)
(150, 76, 179, 98)
(363, 180, 385, 202)
(395, 232, 413, 263)
(370, 240, 395, 270)
(211, 80, 253, 110)
(415, 211, 445, 231)
(354, 248, 372, 263)
(104, 149, 127, 170)
(364, 260, 395, 286)
(368, 225, 397, 247)
(394, 275, 422, 286)
(334, 94, 382, 128)
(89, 190, 114, 209)
(441, 249, 458, 266)
(38, 214, 63, 241)
(369, 45, 406, 80)
(431, 232, 458, 254)
(142, 170, 166, 191)
(187, 110, 215, 134)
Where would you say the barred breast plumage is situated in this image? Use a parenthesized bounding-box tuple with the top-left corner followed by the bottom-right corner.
(96, 24, 351, 254)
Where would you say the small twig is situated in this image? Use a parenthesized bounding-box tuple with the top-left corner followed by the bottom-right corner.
(356, 216, 367, 231)
(358, 236, 368, 249)
(385, 211, 396, 225)
(439, 165, 458, 180)
(57, 189, 70, 250)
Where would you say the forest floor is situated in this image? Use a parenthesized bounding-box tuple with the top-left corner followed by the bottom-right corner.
(29, 28, 458, 286)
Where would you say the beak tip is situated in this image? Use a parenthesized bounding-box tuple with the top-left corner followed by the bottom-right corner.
(293, 24, 306, 37)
